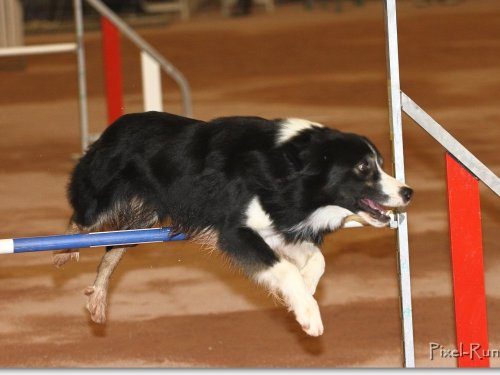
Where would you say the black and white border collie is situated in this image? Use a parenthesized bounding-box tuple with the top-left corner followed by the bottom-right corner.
(54, 112, 413, 336)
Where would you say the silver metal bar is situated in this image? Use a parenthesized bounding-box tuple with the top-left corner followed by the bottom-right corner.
(383, 0, 415, 368)
(402, 93, 500, 196)
(74, 0, 90, 152)
(84, 0, 193, 117)
(0, 43, 76, 56)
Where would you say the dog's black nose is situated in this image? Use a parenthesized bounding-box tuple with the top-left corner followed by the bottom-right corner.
(400, 186, 413, 203)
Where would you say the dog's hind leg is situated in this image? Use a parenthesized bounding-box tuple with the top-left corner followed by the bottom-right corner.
(83, 197, 160, 324)
(52, 220, 81, 268)
(219, 228, 323, 337)
(84, 246, 127, 324)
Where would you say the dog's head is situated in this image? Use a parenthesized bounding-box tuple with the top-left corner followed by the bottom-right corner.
(279, 120, 413, 229)
(331, 134, 413, 227)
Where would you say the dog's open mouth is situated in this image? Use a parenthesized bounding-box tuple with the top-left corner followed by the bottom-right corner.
(358, 198, 392, 224)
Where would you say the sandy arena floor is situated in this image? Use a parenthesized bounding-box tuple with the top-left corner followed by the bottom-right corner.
(0, 0, 498, 368)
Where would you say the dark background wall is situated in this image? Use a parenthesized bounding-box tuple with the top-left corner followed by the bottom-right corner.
(21, 0, 144, 21)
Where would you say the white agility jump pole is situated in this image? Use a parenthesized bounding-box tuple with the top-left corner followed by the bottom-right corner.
(383, 0, 415, 368)
(141, 50, 163, 112)
(384, 0, 500, 368)
(0, 43, 76, 56)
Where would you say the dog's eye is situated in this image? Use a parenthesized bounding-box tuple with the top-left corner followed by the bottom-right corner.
(357, 161, 370, 173)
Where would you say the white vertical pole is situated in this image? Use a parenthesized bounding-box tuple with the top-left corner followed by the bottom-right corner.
(74, 0, 90, 152)
(11, 0, 23, 47)
(0, 1, 6, 46)
(141, 51, 163, 112)
(0, 0, 23, 47)
(383, 0, 415, 368)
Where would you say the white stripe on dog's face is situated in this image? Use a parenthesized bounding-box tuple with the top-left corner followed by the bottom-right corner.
(378, 168, 409, 207)
(364, 140, 410, 208)
(277, 118, 323, 144)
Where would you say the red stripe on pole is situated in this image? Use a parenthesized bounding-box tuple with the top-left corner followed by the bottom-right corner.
(101, 17, 123, 124)
(446, 153, 489, 368)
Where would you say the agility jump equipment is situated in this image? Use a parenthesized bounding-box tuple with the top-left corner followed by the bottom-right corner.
(1, 0, 499, 369)
(384, 0, 499, 368)
(0, 228, 187, 254)
(0, 218, 378, 255)
(81, 0, 193, 126)
(0, 0, 192, 152)
(79, 0, 192, 143)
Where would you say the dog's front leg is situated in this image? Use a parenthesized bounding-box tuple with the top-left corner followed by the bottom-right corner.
(278, 242, 325, 296)
(300, 250, 325, 296)
(255, 258, 324, 337)
(84, 246, 127, 324)
(218, 228, 323, 336)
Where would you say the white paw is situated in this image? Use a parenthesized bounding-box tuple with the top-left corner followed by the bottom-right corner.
(301, 253, 325, 295)
(294, 297, 324, 337)
(84, 286, 107, 324)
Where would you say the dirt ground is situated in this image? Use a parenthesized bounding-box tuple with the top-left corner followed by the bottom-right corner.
(0, 0, 498, 368)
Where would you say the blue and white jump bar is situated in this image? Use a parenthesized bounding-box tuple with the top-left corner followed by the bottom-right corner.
(0, 227, 187, 254)
(0, 215, 396, 255)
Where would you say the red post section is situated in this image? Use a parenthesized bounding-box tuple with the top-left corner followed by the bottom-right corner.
(101, 17, 124, 124)
(446, 153, 489, 368)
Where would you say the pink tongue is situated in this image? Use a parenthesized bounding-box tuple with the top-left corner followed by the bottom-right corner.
(362, 198, 384, 212)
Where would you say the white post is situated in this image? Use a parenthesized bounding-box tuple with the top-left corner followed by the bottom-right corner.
(141, 50, 163, 112)
(0, 43, 76, 57)
(384, 0, 415, 368)
(0, 0, 23, 47)
(74, 0, 90, 153)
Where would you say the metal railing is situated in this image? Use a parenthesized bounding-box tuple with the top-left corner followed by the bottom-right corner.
(402, 94, 500, 196)
(74, 0, 192, 151)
